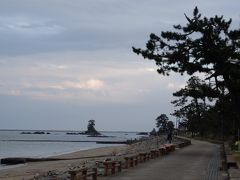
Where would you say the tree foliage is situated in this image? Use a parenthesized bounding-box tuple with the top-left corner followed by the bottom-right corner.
(133, 7, 239, 78)
(155, 114, 174, 134)
(133, 6, 240, 103)
(156, 114, 168, 133)
(172, 77, 212, 137)
(86, 119, 100, 136)
(133, 7, 240, 139)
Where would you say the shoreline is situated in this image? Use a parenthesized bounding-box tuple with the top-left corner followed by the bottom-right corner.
(0, 141, 125, 167)
(0, 145, 127, 180)
(0, 143, 119, 161)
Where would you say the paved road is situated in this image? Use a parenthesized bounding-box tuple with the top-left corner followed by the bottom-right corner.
(99, 139, 223, 180)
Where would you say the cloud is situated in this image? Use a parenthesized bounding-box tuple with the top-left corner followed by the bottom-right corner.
(7, 90, 21, 96)
(0, 50, 171, 103)
(0, 16, 64, 36)
(51, 79, 105, 90)
(0, 0, 239, 56)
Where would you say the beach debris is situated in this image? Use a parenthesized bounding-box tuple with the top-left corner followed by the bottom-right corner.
(1, 158, 26, 165)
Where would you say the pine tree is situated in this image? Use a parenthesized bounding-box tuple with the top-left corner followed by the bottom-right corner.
(133, 7, 240, 139)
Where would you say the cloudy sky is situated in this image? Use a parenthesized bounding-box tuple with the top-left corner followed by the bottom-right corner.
(0, 0, 239, 131)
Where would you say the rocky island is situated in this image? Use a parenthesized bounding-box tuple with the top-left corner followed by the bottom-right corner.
(66, 119, 102, 137)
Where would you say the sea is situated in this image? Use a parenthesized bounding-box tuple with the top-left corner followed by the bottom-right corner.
(0, 130, 145, 170)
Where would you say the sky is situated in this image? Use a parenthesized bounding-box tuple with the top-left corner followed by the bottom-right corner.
(0, 0, 239, 131)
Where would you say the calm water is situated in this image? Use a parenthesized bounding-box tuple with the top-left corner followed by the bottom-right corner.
(0, 130, 144, 168)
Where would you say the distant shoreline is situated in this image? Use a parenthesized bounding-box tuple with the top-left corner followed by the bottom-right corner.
(0, 129, 142, 133)
(1, 139, 127, 144)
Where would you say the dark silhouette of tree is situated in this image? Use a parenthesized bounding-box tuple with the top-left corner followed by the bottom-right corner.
(156, 114, 169, 134)
(133, 7, 240, 139)
(171, 76, 236, 138)
(172, 76, 216, 137)
(150, 128, 157, 136)
(87, 120, 95, 132)
(86, 120, 100, 136)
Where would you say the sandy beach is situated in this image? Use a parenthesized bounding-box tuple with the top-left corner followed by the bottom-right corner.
(0, 136, 168, 180)
(0, 145, 127, 180)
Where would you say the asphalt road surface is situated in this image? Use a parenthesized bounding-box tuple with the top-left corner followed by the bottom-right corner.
(99, 139, 223, 180)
